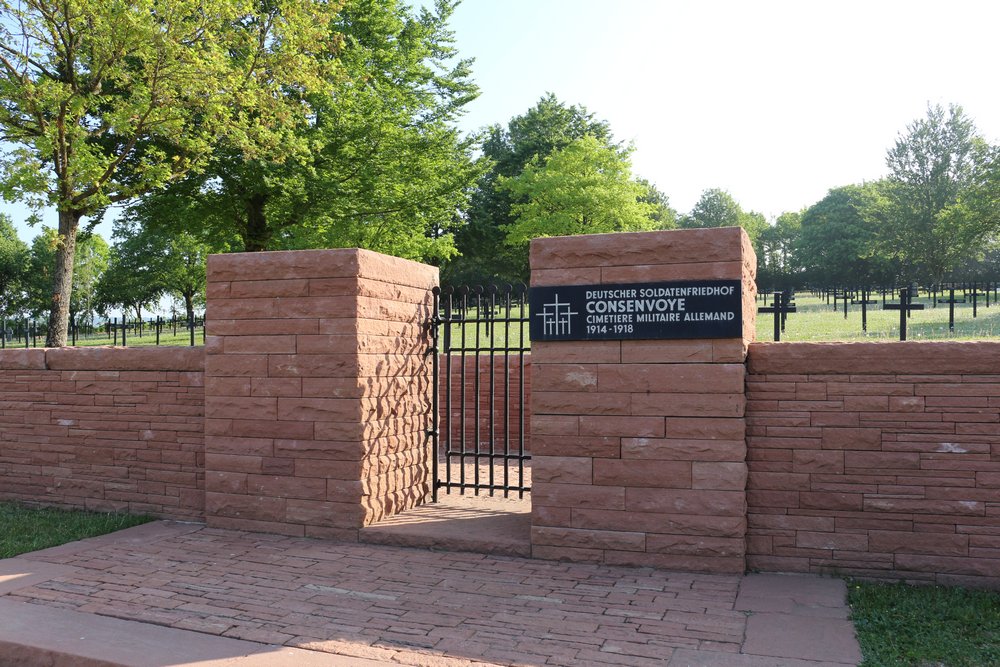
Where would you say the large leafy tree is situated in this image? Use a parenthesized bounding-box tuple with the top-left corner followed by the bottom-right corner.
(95, 223, 167, 323)
(680, 188, 768, 244)
(448, 94, 615, 283)
(159, 231, 209, 325)
(24, 228, 108, 326)
(884, 104, 988, 283)
(636, 178, 678, 230)
(97, 221, 209, 325)
(757, 211, 802, 292)
(796, 183, 895, 288)
(501, 136, 657, 250)
(0, 0, 339, 345)
(0, 214, 28, 317)
(133, 0, 479, 262)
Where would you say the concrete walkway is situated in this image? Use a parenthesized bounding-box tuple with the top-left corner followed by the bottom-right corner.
(0, 521, 862, 666)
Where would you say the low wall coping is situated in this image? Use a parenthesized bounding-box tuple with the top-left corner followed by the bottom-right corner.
(749, 340, 1000, 375)
(0, 346, 205, 372)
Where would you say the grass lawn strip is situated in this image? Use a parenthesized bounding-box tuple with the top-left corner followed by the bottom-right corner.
(0, 502, 151, 559)
(849, 579, 1000, 667)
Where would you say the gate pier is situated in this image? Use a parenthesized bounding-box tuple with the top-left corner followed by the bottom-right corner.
(529, 228, 757, 573)
(203, 248, 437, 539)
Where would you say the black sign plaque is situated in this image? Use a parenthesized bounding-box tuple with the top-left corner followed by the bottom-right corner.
(529, 280, 742, 341)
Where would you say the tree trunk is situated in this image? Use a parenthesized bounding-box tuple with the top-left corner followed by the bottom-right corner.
(45, 209, 82, 347)
(244, 193, 270, 252)
(184, 292, 195, 327)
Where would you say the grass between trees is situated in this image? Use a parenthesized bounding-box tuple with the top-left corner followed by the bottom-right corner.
(0, 502, 151, 559)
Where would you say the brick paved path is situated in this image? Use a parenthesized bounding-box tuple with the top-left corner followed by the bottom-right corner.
(15, 523, 745, 666)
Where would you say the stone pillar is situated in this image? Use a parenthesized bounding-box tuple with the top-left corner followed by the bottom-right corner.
(204, 249, 437, 539)
(529, 227, 756, 573)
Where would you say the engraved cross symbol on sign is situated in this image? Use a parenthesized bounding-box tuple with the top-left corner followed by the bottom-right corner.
(535, 294, 578, 336)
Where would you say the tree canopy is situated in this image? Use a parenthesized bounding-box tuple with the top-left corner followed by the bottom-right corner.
(501, 136, 658, 248)
(131, 0, 479, 264)
(883, 104, 988, 283)
(447, 94, 619, 283)
(0, 0, 340, 345)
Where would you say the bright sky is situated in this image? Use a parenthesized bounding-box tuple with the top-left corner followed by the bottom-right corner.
(4, 0, 1000, 242)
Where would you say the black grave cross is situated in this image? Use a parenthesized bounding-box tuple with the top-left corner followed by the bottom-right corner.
(852, 288, 877, 332)
(883, 286, 925, 341)
(758, 291, 797, 342)
(968, 282, 985, 319)
(939, 285, 967, 332)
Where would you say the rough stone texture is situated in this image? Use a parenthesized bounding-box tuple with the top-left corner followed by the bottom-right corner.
(747, 341, 1000, 587)
(205, 248, 437, 538)
(529, 227, 757, 573)
(0, 347, 205, 519)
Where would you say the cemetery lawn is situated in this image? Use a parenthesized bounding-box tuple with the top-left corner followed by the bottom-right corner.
(759, 293, 1000, 342)
(849, 579, 1000, 666)
(0, 502, 152, 558)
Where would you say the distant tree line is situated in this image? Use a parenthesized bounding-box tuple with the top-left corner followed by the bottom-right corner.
(758, 105, 1000, 292)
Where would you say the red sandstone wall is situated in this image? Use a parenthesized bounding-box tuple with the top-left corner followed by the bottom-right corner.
(747, 342, 1000, 587)
(438, 355, 531, 458)
(204, 249, 436, 539)
(0, 347, 205, 519)
(529, 228, 757, 573)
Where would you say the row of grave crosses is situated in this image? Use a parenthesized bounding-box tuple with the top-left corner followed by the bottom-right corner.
(757, 282, 999, 342)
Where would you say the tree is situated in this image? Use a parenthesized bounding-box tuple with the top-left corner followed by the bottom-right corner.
(681, 188, 767, 244)
(637, 178, 678, 230)
(884, 104, 987, 283)
(159, 232, 209, 325)
(0, 214, 28, 318)
(97, 220, 209, 325)
(757, 211, 802, 292)
(96, 223, 168, 323)
(501, 136, 658, 248)
(796, 183, 895, 288)
(24, 228, 108, 327)
(133, 0, 479, 263)
(448, 94, 615, 283)
(0, 0, 339, 345)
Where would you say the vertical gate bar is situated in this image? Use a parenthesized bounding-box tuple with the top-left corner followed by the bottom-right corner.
(430, 287, 440, 503)
(503, 285, 511, 497)
(459, 288, 468, 494)
(488, 285, 496, 496)
(473, 287, 482, 495)
(443, 289, 453, 495)
(518, 283, 527, 498)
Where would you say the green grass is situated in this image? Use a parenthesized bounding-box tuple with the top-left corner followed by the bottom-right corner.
(756, 293, 1000, 342)
(849, 580, 1000, 667)
(6, 326, 205, 349)
(0, 502, 152, 559)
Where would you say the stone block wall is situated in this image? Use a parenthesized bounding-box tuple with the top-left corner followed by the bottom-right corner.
(204, 249, 436, 539)
(747, 342, 1000, 587)
(0, 347, 205, 518)
(529, 228, 757, 573)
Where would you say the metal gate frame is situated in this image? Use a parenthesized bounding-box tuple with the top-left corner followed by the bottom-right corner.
(429, 284, 531, 500)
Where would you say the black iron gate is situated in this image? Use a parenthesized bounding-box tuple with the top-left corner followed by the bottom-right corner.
(429, 284, 531, 499)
